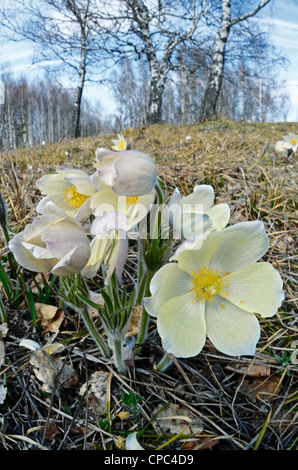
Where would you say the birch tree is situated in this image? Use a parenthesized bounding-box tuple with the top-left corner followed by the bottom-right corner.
(0, 0, 102, 138)
(198, 0, 272, 122)
(95, 0, 213, 124)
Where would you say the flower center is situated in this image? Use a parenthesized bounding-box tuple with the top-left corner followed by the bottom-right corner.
(290, 138, 297, 146)
(126, 196, 139, 205)
(118, 140, 126, 150)
(189, 266, 230, 303)
(64, 185, 89, 208)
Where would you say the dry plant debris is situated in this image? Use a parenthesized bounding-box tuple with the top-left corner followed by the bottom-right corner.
(0, 121, 297, 450)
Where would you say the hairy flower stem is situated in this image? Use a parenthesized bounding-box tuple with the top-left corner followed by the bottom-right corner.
(135, 181, 167, 354)
(73, 273, 109, 358)
(156, 353, 173, 372)
(79, 305, 109, 358)
(111, 335, 127, 375)
(0, 294, 7, 323)
(136, 266, 154, 355)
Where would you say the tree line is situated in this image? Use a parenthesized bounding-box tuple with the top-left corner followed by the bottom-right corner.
(0, 0, 290, 148)
(0, 73, 108, 150)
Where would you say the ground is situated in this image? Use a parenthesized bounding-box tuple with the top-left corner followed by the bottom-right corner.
(0, 121, 297, 450)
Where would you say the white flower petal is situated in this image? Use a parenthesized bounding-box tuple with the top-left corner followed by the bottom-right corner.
(19, 339, 41, 351)
(90, 189, 120, 216)
(170, 233, 209, 259)
(9, 233, 56, 273)
(225, 262, 284, 317)
(36, 173, 68, 195)
(62, 171, 95, 196)
(22, 242, 55, 260)
(125, 432, 144, 450)
(157, 293, 206, 358)
(112, 156, 157, 196)
(51, 245, 89, 276)
(144, 263, 192, 318)
(91, 211, 128, 235)
(205, 296, 260, 356)
(95, 147, 116, 162)
(209, 221, 269, 273)
(81, 237, 110, 278)
(206, 203, 230, 230)
(175, 231, 220, 274)
(181, 185, 215, 211)
(42, 222, 89, 259)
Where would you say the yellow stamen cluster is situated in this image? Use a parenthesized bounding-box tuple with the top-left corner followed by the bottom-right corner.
(290, 138, 297, 146)
(126, 196, 139, 205)
(189, 266, 230, 304)
(64, 185, 89, 208)
(118, 140, 127, 150)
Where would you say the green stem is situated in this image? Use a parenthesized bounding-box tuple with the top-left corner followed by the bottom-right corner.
(74, 272, 110, 358)
(1, 224, 18, 277)
(135, 181, 167, 354)
(156, 353, 173, 372)
(0, 294, 8, 323)
(154, 180, 165, 206)
(136, 270, 153, 354)
(111, 335, 127, 375)
(79, 305, 110, 358)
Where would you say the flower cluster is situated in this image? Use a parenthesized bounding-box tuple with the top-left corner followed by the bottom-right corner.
(7, 134, 285, 372)
(10, 147, 157, 280)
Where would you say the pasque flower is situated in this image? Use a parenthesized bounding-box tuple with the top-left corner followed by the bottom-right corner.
(144, 221, 284, 358)
(165, 185, 230, 258)
(8, 202, 90, 276)
(36, 168, 100, 221)
(94, 148, 157, 197)
(275, 133, 298, 154)
(111, 134, 128, 151)
(82, 188, 155, 281)
(167, 184, 230, 240)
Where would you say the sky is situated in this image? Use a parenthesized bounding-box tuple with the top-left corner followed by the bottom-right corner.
(0, 0, 297, 122)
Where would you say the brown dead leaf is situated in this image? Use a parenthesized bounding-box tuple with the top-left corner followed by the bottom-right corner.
(181, 435, 220, 450)
(35, 302, 64, 334)
(40, 423, 61, 442)
(30, 349, 78, 395)
(240, 375, 282, 403)
(79, 370, 110, 417)
(152, 403, 203, 436)
(126, 305, 142, 337)
(226, 360, 271, 377)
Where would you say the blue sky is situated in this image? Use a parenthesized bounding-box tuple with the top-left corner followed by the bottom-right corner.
(262, 0, 298, 121)
(1, 0, 297, 121)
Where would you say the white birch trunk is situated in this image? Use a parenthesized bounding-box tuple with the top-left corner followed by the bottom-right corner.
(198, 0, 231, 122)
(199, 0, 272, 122)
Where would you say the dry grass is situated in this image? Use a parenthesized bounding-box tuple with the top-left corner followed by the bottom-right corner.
(0, 121, 297, 451)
